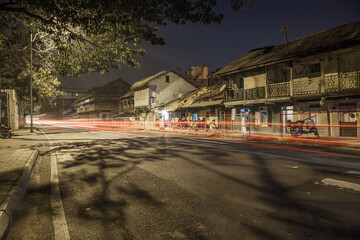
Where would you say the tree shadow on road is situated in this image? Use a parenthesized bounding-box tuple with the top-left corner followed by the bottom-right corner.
(41, 137, 173, 239)
(10, 134, 360, 240)
(166, 141, 360, 240)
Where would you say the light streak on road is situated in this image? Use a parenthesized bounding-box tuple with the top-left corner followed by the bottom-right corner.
(31, 118, 360, 149)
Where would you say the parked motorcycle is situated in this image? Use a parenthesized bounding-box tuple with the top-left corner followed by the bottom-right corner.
(287, 116, 319, 138)
(0, 123, 12, 138)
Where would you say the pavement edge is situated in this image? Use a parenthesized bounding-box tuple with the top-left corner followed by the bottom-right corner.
(0, 150, 39, 240)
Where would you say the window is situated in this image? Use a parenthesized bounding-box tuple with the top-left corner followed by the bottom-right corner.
(309, 63, 321, 77)
(281, 68, 290, 82)
(166, 75, 170, 83)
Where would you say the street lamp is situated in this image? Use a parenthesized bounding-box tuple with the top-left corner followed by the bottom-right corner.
(30, 30, 33, 133)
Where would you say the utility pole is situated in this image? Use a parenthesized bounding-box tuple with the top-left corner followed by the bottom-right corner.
(281, 25, 289, 54)
(30, 30, 33, 133)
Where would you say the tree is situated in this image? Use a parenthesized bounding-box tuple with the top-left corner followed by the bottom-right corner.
(0, 0, 253, 113)
(0, 0, 253, 77)
(0, 23, 61, 111)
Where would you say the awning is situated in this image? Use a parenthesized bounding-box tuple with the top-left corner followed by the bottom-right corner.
(188, 99, 224, 108)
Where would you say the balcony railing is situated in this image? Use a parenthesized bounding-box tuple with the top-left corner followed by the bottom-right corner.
(326, 72, 360, 92)
(293, 77, 321, 95)
(268, 82, 290, 98)
(224, 71, 360, 102)
(225, 88, 244, 102)
(245, 86, 265, 100)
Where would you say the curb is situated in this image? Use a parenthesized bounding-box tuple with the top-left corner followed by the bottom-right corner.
(0, 150, 39, 240)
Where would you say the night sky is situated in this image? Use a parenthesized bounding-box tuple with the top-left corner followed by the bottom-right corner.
(60, 0, 360, 89)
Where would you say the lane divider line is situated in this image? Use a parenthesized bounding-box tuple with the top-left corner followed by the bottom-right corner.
(40, 129, 70, 240)
(345, 171, 360, 177)
(321, 178, 360, 192)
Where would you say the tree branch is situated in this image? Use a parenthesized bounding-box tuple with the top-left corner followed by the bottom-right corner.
(0, 5, 54, 25)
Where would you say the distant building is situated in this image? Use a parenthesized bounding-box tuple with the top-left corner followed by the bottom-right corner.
(54, 87, 87, 118)
(118, 90, 135, 118)
(131, 70, 197, 122)
(215, 21, 360, 137)
(75, 78, 130, 119)
(158, 83, 226, 123)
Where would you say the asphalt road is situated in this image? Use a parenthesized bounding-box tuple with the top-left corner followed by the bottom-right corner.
(6, 124, 360, 240)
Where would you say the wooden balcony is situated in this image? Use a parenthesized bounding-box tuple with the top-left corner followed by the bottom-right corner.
(224, 71, 360, 103)
(325, 72, 360, 92)
(96, 104, 117, 111)
(225, 88, 244, 102)
(293, 77, 321, 95)
(245, 86, 265, 100)
(268, 82, 290, 98)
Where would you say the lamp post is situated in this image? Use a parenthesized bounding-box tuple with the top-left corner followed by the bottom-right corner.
(30, 30, 33, 133)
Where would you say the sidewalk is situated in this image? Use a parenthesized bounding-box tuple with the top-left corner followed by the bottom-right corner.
(0, 128, 39, 240)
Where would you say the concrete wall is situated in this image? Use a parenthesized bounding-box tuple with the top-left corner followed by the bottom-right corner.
(0, 89, 23, 130)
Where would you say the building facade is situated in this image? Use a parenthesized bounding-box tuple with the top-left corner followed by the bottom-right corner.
(118, 90, 135, 119)
(131, 71, 197, 122)
(54, 87, 87, 118)
(75, 78, 130, 120)
(214, 21, 360, 137)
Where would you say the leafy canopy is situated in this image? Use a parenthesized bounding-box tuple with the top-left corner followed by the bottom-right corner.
(0, 0, 253, 77)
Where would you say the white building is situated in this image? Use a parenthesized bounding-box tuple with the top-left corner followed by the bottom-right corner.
(131, 71, 197, 122)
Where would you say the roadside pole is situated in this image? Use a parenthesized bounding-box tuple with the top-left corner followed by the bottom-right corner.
(327, 104, 331, 137)
(280, 110, 283, 137)
(30, 31, 33, 133)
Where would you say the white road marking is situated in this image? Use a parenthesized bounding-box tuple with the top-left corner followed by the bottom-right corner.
(282, 164, 299, 169)
(321, 178, 360, 192)
(51, 152, 70, 240)
(40, 129, 70, 240)
(57, 153, 74, 163)
(345, 171, 360, 177)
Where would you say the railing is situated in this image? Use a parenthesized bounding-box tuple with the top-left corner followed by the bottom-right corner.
(245, 86, 266, 100)
(326, 72, 360, 92)
(96, 104, 117, 111)
(293, 77, 321, 95)
(223, 72, 360, 103)
(268, 82, 290, 98)
(119, 105, 134, 112)
(225, 88, 244, 102)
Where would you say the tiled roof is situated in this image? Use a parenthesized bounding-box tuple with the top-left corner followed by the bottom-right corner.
(119, 90, 134, 99)
(214, 21, 360, 77)
(75, 78, 130, 102)
(164, 84, 225, 111)
(131, 71, 170, 90)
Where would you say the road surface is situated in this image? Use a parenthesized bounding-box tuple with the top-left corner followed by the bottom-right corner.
(6, 124, 360, 240)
